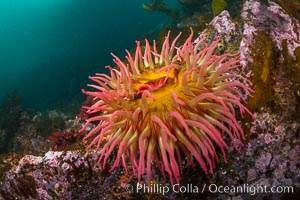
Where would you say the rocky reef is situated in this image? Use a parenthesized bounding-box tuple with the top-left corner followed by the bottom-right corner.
(1, 0, 299, 199)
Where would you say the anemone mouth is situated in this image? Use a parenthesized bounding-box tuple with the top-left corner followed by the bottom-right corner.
(132, 66, 179, 101)
(134, 76, 176, 96)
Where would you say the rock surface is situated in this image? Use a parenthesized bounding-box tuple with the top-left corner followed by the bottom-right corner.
(1, 0, 300, 199)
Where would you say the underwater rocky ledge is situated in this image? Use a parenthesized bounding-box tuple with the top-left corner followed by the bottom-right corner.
(1, 0, 300, 199)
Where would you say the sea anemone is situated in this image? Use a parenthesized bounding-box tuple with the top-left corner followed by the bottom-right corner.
(80, 28, 253, 185)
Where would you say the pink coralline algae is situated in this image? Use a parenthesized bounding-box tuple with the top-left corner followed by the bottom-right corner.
(214, 110, 300, 200)
(240, 0, 300, 67)
(255, 152, 272, 173)
(209, 10, 236, 35)
(0, 150, 119, 199)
